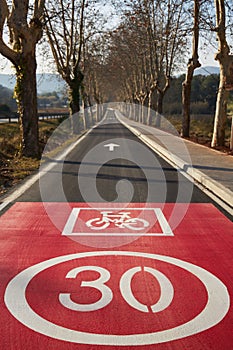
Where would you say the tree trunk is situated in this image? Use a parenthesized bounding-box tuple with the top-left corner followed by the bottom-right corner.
(89, 108, 94, 127)
(181, 60, 201, 137)
(134, 103, 139, 122)
(182, 78, 192, 137)
(0, 1, 44, 158)
(138, 103, 141, 123)
(182, 59, 201, 137)
(129, 104, 134, 119)
(181, 0, 201, 138)
(68, 69, 84, 134)
(211, 0, 230, 148)
(16, 52, 39, 157)
(96, 104, 101, 122)
(69, 86, 81, 134)
(211, 62, 228, 147)
(81, 87, 89, 129)
(147, 91, 152, 125)
(155, 91, 164, 127)
(83, 110, 87, 130)
(69, 76, 83, 115)
(140, 100, 146, 124)
(230, 116, 233, 151)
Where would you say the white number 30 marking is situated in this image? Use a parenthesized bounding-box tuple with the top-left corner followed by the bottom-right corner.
(59, 266, 113, 312)
(59, 265, 174, 313)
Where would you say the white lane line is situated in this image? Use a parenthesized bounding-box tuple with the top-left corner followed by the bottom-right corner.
(0, 202, 10, 212)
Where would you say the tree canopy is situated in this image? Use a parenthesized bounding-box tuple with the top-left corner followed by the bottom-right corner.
(0, 0, 233, 153)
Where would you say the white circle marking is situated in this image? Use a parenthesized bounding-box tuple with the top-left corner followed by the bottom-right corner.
(4, 251, 230, 346)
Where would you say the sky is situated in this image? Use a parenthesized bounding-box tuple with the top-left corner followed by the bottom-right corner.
(0, 3, 220, 77)
(0, 46, 219, 76)
(0, 51, 218, 78)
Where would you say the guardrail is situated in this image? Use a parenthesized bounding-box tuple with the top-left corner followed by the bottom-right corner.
(0, 112, 69, 123)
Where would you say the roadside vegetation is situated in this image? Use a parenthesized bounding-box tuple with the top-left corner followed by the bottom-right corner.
(0, 119, 62, 195)
(163, 115, 232, 151)
(162, 74, 233, 151)
(0, 87, 67, 113)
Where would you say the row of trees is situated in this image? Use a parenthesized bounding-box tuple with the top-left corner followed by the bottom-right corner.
(0, 0, 232, 157)
(107, 0, 233, 147)
(0, 73, 223, 116)
(164, 74, 221, 114)
(0, 0, 106, 157)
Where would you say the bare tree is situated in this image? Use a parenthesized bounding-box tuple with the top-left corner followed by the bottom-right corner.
(130, 0, 187, 120)
(84, 36, 108, 106)
(0, 0, 44, 157)
(44, 0, 84, 130)
(106, 8, 156, 119)
(230, 115, 233, 151)
(181, 0, 201, 138)
(104, 22, 144, 104)
(110, 0, 187, 126)
(211, 0, 233, 147)
(44, 0, 103, 132)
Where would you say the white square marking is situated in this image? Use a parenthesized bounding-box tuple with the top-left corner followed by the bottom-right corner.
(62, 208, 174, 237)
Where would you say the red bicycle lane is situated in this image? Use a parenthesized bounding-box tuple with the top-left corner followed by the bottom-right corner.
(0, 202, 232, 349)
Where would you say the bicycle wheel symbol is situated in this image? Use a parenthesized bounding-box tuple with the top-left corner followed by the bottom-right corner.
(86, 218, 110, 230)
(117, 218, 149, 230)
(85, 211, 150, 231)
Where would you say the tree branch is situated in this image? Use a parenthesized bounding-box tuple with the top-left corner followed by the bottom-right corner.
(34, 0, 45, 19)
(0, 38, 19, 65)
(8, 0, 29, 45)
(44, 6, 70, 84)
(0, 0, 19, 65)
(74, 0, 85, 71)
(0, 0, 8, 35)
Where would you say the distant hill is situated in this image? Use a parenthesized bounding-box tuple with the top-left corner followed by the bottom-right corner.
(0, 84, 17, 110)
(0, 66, 220, 94)
(0, 73, 66, 94)
(194, 66, 219, 76)
(0, 66, 219, 94)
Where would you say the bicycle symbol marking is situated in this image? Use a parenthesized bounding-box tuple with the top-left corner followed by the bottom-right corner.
(62, 207, 174, 236)
(86, 211, 149, 231)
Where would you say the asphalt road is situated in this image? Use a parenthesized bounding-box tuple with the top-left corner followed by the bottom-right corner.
(1, 109, 233, 350)
(17, 110, 216, 206)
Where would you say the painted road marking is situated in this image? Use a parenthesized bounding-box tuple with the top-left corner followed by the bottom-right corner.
(86, 211, 150, 231)
(119, 266, 174, 313)
(4, 251, 230, 346)
(62, 207, 174, 236)
(1, 202, 233, 349)
(0, 201, 10, 212)
(104, 143, 120, 151)
(59, 266, 113, 312)
(59, 265, 174, 314)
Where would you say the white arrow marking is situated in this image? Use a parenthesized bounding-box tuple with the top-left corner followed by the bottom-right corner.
(104, 143, 120, 152)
